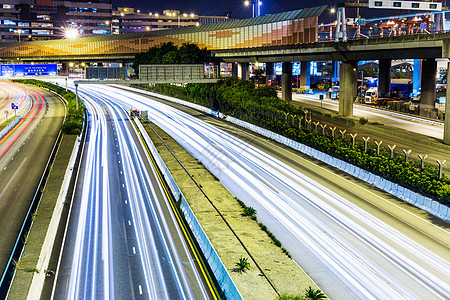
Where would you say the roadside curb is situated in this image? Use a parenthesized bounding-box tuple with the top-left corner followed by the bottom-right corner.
(25, 135, 80, 299)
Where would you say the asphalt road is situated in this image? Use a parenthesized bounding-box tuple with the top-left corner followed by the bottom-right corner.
(51, 80, 212, 300)
(112, 85, 449, 300)
(0, 83, 65, 279)
(0, 82, 30, 124)
(289, 93, 450, 174)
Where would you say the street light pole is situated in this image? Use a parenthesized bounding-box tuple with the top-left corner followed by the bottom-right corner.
(75, 83, 79, 111)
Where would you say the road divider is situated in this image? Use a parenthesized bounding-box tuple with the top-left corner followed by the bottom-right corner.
(134, 117, 242, 300)
(0, 116, 23, 141)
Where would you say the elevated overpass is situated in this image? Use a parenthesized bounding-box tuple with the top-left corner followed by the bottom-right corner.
(0, 5, 448, 143)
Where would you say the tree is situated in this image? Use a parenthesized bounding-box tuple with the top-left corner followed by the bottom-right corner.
(179, 43, 208, 64)
(392, 71, 404, 79)
(132, 42, 210, 75)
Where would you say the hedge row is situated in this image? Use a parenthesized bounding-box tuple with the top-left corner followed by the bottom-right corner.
(13, 79, 85, 135)
(147, 77, 450, 204)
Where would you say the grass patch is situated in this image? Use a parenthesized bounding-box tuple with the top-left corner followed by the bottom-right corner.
(234, 256, 250, 274)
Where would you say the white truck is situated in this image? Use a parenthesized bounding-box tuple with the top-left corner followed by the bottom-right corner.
(364, 87, 378, 104)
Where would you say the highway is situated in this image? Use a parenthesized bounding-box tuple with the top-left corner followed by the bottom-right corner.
(51, 80, 212, 299)
(104, 84, 449, 300)
(0, 82, 30, 123)
(0, 83, 65, 281)
(291, 93, 444, 140)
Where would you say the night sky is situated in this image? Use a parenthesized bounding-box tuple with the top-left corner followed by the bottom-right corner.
(112, 0, 340, 19)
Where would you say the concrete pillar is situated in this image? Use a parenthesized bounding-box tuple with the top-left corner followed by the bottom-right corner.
(339, 60, 357, 117)
(265, 62, 274, 84)
(413, 59, 421, 96)
(238, 62, 249, 80)
(420, 58, 437, 118)
(300, 61, 311, 89)
(332, 61, 340, 83)
(231, 62, 238, 78)
(445, 62, 450, 144)
(378, 59, 391, 97)
(281, 62, 292, 102)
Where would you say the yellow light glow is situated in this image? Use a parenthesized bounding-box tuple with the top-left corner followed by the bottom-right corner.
(64, 28, 79, 39)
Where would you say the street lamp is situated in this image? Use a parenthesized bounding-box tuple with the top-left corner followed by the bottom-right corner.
(16, 29, 22, 42)
(69, 62, 74, 78)
(244, 0, 262, 18)
(63, 27, 79, 40)
(244, 0, 255, 18)
(106, 20, 112, 35)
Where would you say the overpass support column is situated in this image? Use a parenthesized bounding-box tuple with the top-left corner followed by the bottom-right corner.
(231, 62, 238, 78)
(413, 59, 421, 96)
(378, 59, 391, 97)
(332, 61, 340, 83)
(238, 62, 249, 80)
(339, 60, 357, 117)
(281, 62, 292, 102)
(300, 61, 311, 90)
(265, 62, 274, 84)
(445, 62, 450, 144)
(420, 58, 437, 118)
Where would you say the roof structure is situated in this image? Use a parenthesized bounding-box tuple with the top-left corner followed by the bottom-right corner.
(12, 5, 327, 46)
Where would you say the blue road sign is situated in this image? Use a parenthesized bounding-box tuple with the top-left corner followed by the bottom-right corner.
(420, 23, 427, 30)
(11, 103, 18, 109)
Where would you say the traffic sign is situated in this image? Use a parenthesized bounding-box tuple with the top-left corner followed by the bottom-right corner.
(4, 110, 8, 114)
(355, 18, 366, 26)
(420, 23, 427, 30)
(11, 103, 18, 110)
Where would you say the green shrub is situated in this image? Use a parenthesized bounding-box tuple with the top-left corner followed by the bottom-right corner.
(304, 286, 326, 299)
(242, 206, 257, 217)
(234, 256, 250, 274)
(359, 117, 368, 125)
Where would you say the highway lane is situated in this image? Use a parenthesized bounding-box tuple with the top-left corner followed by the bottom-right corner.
(291, 93, 444, 140)
(0, 82, 30, 125)
(108, 85, 449, 300)
(51, 80, 212, 300)
(0, 83, 65, 281)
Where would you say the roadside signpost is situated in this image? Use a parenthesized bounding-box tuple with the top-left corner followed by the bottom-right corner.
(4, 110, 8, 122)
(11, 103, 18, 116)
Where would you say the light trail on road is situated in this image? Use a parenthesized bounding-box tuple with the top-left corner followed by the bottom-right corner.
(0, 82, 29, 121)
(106, 84, 449, 300)
(292, 94, 444, 139)
(0, 83, 65, 296)
(51, 80, 211, 300)
(0, 87, 43, 163)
